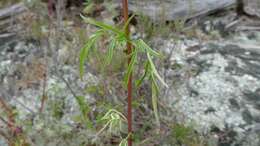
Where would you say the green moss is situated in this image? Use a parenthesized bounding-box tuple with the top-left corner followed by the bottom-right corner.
(170, 123, 205, 146)
(85, 85, 105, 97)
(31, 20, 44, 39)
(75, 96, 93, 128)
(50, 98, 65, 120)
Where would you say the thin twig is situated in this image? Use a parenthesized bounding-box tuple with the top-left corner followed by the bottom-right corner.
(236, 26, 260, 31)
(0, 78, 37, 117)
(0, 129, 11, 143)
(54, 68, 78, 99)
(12, 97, 35, 114)
(0, 116, 12, 126)
(40, 73, 47, 112)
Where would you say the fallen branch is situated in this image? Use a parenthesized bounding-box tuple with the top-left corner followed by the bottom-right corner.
(0, 33, 15, 38)
(114, 0, 237, 21)
(0, 3, 27, 20)
(0, 3, 27, 39)
(236, 26, 260, 31)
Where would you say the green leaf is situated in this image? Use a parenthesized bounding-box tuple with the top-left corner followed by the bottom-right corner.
(81, 15, 124, 36)
(79, 42, 90, 78)
(116, 34, 129, 42)
(119, 138, 128, 146)
(123, 49, 137, 87)
(106, 39, 116, 65)
(83, 2, 95, 14)
(132, 40, 145, 52)
(101, 109, 126, 121)
(135, 61, 150, 87)
(75, 96, 92, 128)
(97, 109, 126, 135)
(75, 96, 88, 115)
(135, 39, 162, 58)
(147, 52, 168, 88)
(151, 74, 160, 127)
(79, 30, 103, 79)
(123, 14, 136, 31)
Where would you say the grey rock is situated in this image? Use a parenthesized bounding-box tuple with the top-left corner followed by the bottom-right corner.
(161, 33, 260, 145)
(243, 0, 260, 17)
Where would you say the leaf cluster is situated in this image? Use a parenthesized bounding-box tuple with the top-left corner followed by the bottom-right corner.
(96, 109, 127, 136)
(79, 15, 168, 128)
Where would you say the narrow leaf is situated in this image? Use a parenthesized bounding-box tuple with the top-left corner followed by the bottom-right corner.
(123, 14, 136, 31)
(138, 39, 162, 57)
(79, 31, 103, 78)
(106, 39, 116, 65)
(151, 75, 160, 127)
(133, 40, 145, 52)
(79, 41, 91, 78)
(147, 52, 168, 88)
(123, 50, 137, 87)
(135, 61, 150, 87)
(81, 15, 124, 36)
(119, 138, 128, 146)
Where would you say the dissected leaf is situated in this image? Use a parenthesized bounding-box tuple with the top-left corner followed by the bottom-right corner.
(79, 42, 91, 78)
(151, 74, 160, 127)
(78, 15, 169, 137)
(79, 30, 103, 78)
(135, 39, 162, 58)
(135, 61, 150, 87)
(97, 109, 127, 135)
(147, 52, 168, 88)
(123, 49, 137, 87)
(106, 39, 117, 65)
(119, 138, 128, 146)
(81, 15, 124, 36)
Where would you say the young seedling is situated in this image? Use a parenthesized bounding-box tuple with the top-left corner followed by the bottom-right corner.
(95, 109, 128, 146)
(79, 1, 168, 145)
(96, 109, 127, 136)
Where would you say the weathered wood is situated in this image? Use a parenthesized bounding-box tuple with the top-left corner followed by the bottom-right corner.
(0, 3, 27, 40)
(0, 3, 27, 20)
(0, 17, 18, 34)
(115, 0, 237, 21)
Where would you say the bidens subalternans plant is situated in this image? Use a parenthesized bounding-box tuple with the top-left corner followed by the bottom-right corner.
(79, 4, 168, 145)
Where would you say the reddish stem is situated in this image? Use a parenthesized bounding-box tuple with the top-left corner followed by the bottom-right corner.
(122, 0, 132, 145)
(48, 0, 54, 16)
(40, 73, 47, 113)
(0, 98, 15, 130)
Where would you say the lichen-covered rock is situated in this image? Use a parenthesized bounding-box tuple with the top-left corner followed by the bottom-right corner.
(162, 32, 260, 146)
(0, 38, 100, 145)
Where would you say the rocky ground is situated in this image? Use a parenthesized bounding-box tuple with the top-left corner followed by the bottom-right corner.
(161, 32, 260, 146)
(1, 0, 260, 146)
